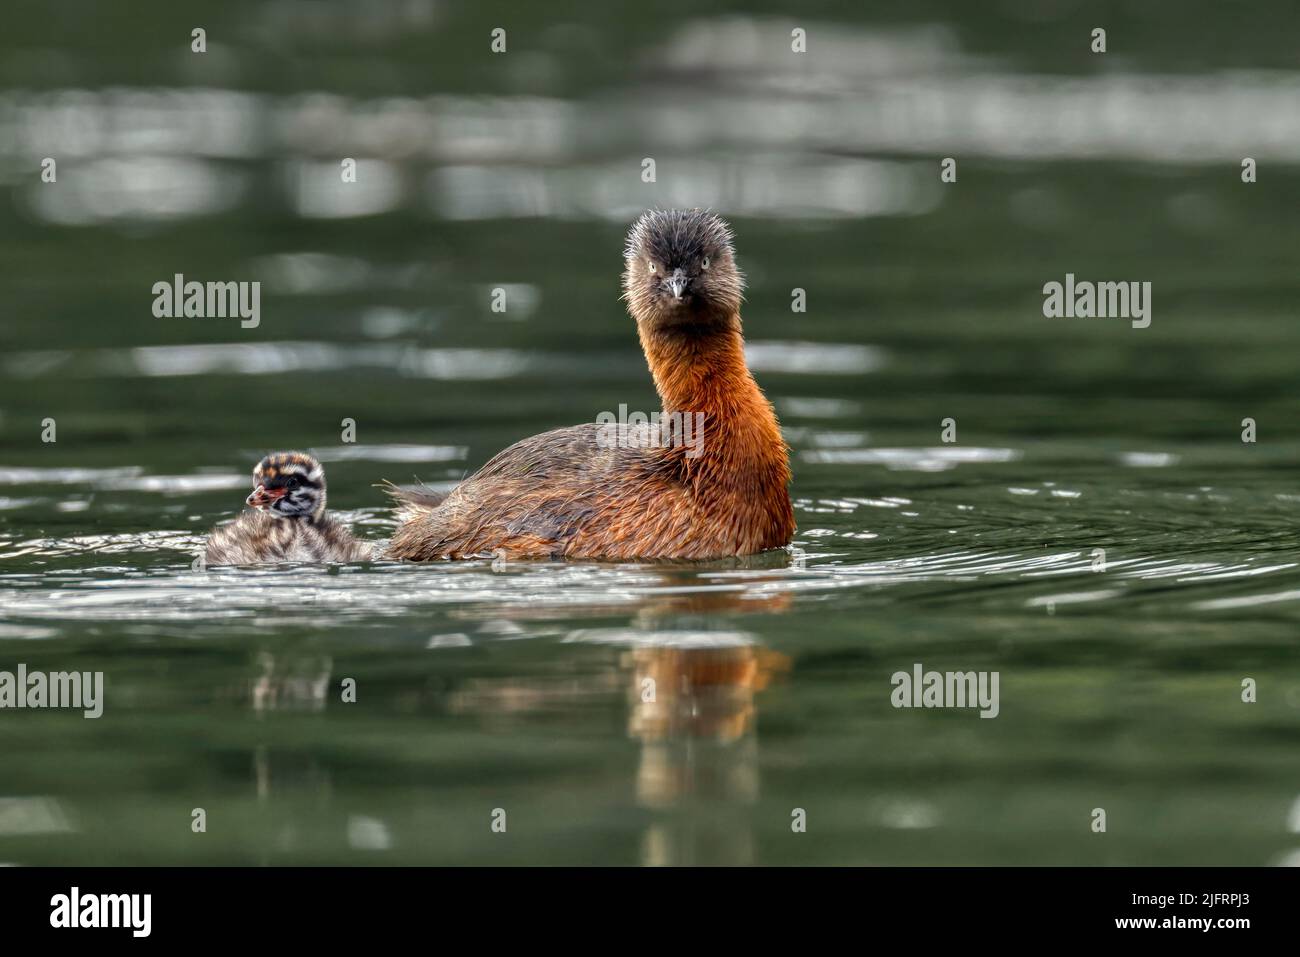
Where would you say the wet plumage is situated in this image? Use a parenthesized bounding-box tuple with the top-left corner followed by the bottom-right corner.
(204, 452, 372, 565)
(386, 209, 794, 561)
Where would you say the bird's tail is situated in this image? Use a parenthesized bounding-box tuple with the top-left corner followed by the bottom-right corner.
(377, 479, 448, 510)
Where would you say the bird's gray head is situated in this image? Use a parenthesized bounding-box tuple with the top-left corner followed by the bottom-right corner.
(622, 209, 744, 333)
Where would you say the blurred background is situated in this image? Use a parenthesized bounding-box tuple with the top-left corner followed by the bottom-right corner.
(0, 0, 1298, 865)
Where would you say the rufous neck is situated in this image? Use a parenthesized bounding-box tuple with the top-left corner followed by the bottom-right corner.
(638, 322, 752, 417)
(637, 319, 787, 480)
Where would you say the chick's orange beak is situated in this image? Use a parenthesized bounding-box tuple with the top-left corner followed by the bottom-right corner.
(246, 484, 285, 509)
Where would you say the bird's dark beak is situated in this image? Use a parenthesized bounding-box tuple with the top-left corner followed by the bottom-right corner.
(667, 269, 688, 301)
(247, 485, 284, 509)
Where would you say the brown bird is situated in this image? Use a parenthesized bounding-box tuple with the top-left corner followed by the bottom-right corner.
(204, 452, 372, 565)
(386, 209, 795, 561)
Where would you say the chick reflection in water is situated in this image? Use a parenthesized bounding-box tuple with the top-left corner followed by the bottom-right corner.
(623, 634, 789, 866)
(239, 652, 337, 860)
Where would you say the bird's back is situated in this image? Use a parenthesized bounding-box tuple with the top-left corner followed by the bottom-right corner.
(204, 510, 371, 565)
(385, 420, 796, 561)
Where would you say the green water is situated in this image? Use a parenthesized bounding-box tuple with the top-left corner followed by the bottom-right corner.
(1, 2, 1299, 865)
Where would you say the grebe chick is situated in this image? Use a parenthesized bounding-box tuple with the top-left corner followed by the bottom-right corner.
(387, 208, 794, 561)
(204, 452, 372, 565)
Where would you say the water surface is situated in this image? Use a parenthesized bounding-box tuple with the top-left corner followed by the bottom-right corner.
(1, 2, 1298, 866)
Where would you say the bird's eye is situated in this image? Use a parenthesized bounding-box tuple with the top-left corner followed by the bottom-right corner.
(647, 262, 656, 273)
(286, 477, 300, 490)
(701, 257, 710, 270)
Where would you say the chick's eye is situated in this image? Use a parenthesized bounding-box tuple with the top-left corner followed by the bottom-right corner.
(286, 477, 300, 490)
(647, 261, 656, 273)
(701, 257, 710, 270)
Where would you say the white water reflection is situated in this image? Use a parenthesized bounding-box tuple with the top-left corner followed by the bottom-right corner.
(124, 342, 529, 380)
(802, 446, 1022, 471)
(8, 18, 1300, 227)
(1119, 452, 1181, 468)
(27, 156, 244, 226)
(567, 629, 756, 648)
(0, 466, 144, 486)
(314, 444, 464, 464)
(429, 157, 938, 221)
(746, 341, 886, 375)
(4, 531, 1300, 626)
(0, 797, 76, 836)
(0, 468, 243, 494)
(288, 159, 405, 218)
